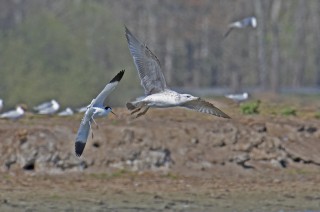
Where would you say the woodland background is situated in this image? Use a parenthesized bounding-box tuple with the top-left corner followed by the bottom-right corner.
(0, 0, 319, 108)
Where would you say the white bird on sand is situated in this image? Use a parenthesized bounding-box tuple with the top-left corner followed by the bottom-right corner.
(225, 92, 249, 103)
(76, 106, 88, 113)
(0, 106, 24, 120)
(58, 107, 74, 116)
(34, 99, 60, 115)
(125, 27, 230, 119)
(75, 70, 125, 157)
(0, 99, 3, 111)
(224, 16, 257, 38)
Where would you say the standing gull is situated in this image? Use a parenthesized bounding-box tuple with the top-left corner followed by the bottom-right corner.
(34, 99, 60, 115)
(0, 106, 24, 120)
(225, 92, 249, 103)
(58, 107, 74, 116)
(224, 16, 257, 38)
(125, 27, 230, 119)
(75, 70, 125, 157)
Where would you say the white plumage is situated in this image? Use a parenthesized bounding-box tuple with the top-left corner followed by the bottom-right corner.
(75, 70, 125, 157)
(125, 26, 230, 119)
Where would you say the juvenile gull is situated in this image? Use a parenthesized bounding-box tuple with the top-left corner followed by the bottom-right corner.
(224, 16, 257, 38)
(75, 70, 125, 157)
(125, 27, 230, 119)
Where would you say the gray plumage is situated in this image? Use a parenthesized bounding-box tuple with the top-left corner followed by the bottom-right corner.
(125, 26, 230, 119)
(75, 70, 125, 157)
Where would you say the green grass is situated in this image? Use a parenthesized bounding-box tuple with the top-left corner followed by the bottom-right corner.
(240, 100, 261, 115)
(280, 107, 296, 116)
(89, 169, 129, 180)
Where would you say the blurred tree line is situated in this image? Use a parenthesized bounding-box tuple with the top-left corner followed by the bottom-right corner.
(0, 0, 319, 108)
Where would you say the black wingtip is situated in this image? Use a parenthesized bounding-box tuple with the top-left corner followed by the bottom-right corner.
(110, 70, 125, 83)
(75, 141, 86, 157)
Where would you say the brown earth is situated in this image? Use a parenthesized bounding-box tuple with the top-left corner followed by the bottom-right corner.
(1, 103, 320, 211)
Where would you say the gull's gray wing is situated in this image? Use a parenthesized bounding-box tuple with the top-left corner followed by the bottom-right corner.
(125, 27, 167, 95)
(0, 110, 18, 119)
(75, 107, 95, 157)
(92, 70, 125, 107)
(33, 101, 52, 111)
(181, 99, 230, 119)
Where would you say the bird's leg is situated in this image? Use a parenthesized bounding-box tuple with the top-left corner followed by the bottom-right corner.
(135, 106, 150, 118)
(92, 117, 99, 130)
(89, 120, 94, 139)
(130, 107, 142, 115)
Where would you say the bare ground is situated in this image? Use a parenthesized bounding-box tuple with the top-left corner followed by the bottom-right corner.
(1, 100, 320, 212)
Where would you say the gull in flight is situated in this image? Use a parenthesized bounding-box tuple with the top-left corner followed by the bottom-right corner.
(75, 70, 125, 157)
(125, 27, 230, 119)
(34, 99, 60, 115)
(224, 16, 257, 38)
(0, 106, 24, 120)
(225, 92, 249, 103)
(0, 99, 3, 112)
(58, 107, 74, 116)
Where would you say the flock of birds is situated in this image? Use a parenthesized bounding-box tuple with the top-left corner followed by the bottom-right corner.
(0, 16, 257, 157)
(0, 98, 84, 120)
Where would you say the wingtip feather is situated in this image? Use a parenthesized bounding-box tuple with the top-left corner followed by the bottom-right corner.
(110, 70, 125, 83)
(75, 141, 86, 157)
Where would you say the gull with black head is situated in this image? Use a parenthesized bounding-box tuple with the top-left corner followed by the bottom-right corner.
(75, 70, 125, 157)
(125, 27, 230, 119)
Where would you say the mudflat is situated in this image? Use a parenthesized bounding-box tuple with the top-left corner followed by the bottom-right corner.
(1, 100, 320, 211)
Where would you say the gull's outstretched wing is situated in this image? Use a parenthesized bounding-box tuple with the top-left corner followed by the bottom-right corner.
(224, 16, 257, 38)
(181, 99, 230, 119)
(92, 70, 125, 107)
(125, 26, 167, 95)
(75, 107, 95, 157)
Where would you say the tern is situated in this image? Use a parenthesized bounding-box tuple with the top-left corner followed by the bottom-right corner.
(0, 106, 24, 120)
(34, 99, 60, 115)
(225, 92, 249, 103)
(125, 27, 230, 119)
(0, 99, 3, 112)
(58, 107, 74, 116)
(75, 70, 125, 157)
(224, 16, 257, 38)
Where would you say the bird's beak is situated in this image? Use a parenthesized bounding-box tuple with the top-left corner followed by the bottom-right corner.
(111, 111, 117, 117)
